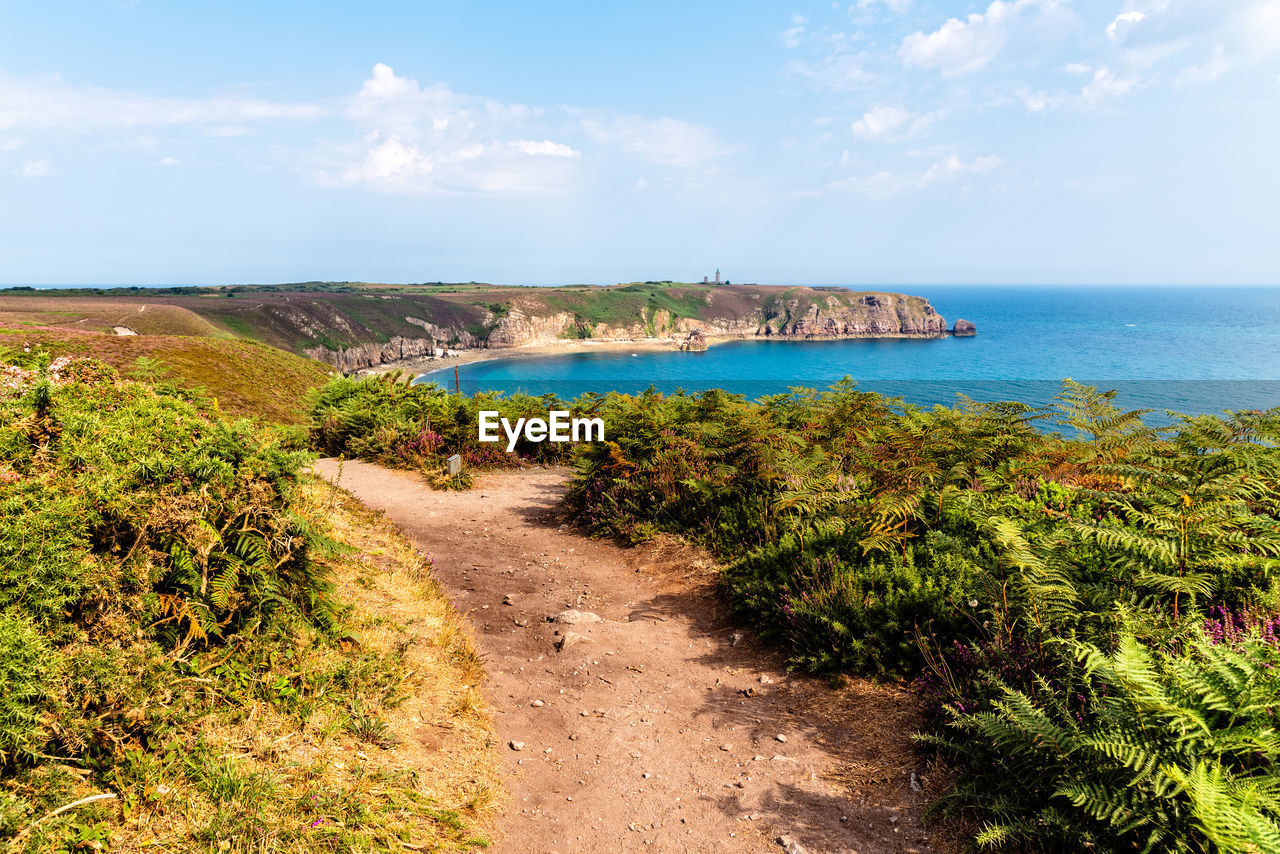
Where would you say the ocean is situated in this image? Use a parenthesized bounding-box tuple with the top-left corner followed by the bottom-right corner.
(416, 285, 1280, 419)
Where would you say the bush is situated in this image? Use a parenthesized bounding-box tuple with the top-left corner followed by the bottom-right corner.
(307, 372, 579, 483)
(726, 532, 990, 675)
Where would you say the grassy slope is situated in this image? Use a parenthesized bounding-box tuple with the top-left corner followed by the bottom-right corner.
(0, 326, 331, 423)
(1, 348, 499, 851)
(10, 477, 500, 853)
(0, 296, 224, 337)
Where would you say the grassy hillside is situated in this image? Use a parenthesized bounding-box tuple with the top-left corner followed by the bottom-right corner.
(0, 355, 498, 851)
(0, 327, 332, 423)
(0, 295, 226, 337)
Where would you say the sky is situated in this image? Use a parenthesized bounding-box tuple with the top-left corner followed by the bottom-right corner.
(1, 1, 1278, 286)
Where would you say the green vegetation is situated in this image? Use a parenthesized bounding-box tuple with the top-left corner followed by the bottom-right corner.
(300, 371, 1280, 850)
(307, 373, 579, 487)
(0, 332, 331, 423)
(0, 353, 497, 851)
(558, 380, 1280, 853)
(540, 283, 715, 329)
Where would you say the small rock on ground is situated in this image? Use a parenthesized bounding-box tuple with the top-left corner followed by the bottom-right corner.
(776, 834, 809, 854)
(555, 632, 592, 652)
(555, 609, 603, 624)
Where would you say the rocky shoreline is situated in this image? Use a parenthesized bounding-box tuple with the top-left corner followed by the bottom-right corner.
(299, 289, 976, 374)
(354, 321, 979, 378)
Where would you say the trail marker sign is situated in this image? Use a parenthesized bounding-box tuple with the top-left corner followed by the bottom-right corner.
(446, 454, 462, 477)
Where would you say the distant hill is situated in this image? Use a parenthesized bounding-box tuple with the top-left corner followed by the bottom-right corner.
(0, 281, 966, 374)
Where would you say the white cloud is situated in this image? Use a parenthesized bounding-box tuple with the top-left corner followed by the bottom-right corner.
(850, 105, 934, 140)
(510, 140, 579, 158)
(1234, 0, 1280, 54)
(900, 1, 1019, 75)
(1081, 67, 1140, 103)
(0, 72, 326, 132)
(857, 0, 911, 12)
(1106, 11, 1147, 42)
(787, 53, 876, 90)
(813, 153, 1001, 198)
(581, 115, 736, 167)
(329, 64, 580, 194)
(158, 156, 180, 166)
(1174, 45, 1233, 85)
(340, 136, 427, 186)
(900, 0, 1068, 75)
(782, 15, 808, 48)
(15, 159, 50, 177)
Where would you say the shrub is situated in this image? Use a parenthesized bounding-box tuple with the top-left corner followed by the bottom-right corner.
(726, 532, 990, 675)
(307, 372, 578, 482)
(0, 355, 333, 770)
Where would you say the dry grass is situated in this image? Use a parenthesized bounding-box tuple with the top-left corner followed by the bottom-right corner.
(0, 326, 332, 423)
(0, 297, 222, 337)
(17, 477, 501, 853)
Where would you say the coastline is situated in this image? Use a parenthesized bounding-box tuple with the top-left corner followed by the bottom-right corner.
(364, 331, 957, 380)
(369, 337, 683, 380)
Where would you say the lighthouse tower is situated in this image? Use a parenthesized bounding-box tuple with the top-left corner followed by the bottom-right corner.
(714, 268, 721, 285)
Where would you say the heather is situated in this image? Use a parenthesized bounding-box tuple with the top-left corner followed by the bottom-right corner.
(564, 380, 1280, 852)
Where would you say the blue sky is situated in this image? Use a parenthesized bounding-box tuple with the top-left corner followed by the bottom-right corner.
(1, 0, 1277, 285)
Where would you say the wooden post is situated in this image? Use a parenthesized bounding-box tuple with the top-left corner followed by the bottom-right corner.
(454, 366, 460, 394)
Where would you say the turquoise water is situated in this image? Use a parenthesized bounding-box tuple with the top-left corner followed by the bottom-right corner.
(416, 286, 1280, 416)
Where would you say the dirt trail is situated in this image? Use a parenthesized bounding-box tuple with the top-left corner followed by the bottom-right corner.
(315, 460, 943, 854)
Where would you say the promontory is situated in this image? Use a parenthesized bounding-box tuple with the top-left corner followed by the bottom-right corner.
(0, 281, 974, 373)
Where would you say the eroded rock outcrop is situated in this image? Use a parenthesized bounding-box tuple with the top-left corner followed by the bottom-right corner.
(304, 336, 439, 371)
(485, 305, 577, 347)
(756, 293, 947, 339)
(676, 329, 708, 351)
(952, 318, 977, 336)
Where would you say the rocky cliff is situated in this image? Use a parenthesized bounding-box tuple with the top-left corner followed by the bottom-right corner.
(196, 283, 969, 370)
(303, 336, 440, 371)
(479, 290, 952, 346)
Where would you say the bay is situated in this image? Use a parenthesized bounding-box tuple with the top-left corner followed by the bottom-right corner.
(419, 285, 1280, 417)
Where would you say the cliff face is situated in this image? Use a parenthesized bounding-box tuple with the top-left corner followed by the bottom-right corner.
(757, 293, 947, 338)
(485, 304, 577, 347)
(304, 336, 440, 371)
(482, 291, 949, 345)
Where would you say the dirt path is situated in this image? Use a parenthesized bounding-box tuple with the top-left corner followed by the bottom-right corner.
(315, 460, 943, 854)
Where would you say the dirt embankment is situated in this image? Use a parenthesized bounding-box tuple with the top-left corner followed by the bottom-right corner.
(316, 461, 951, 854)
